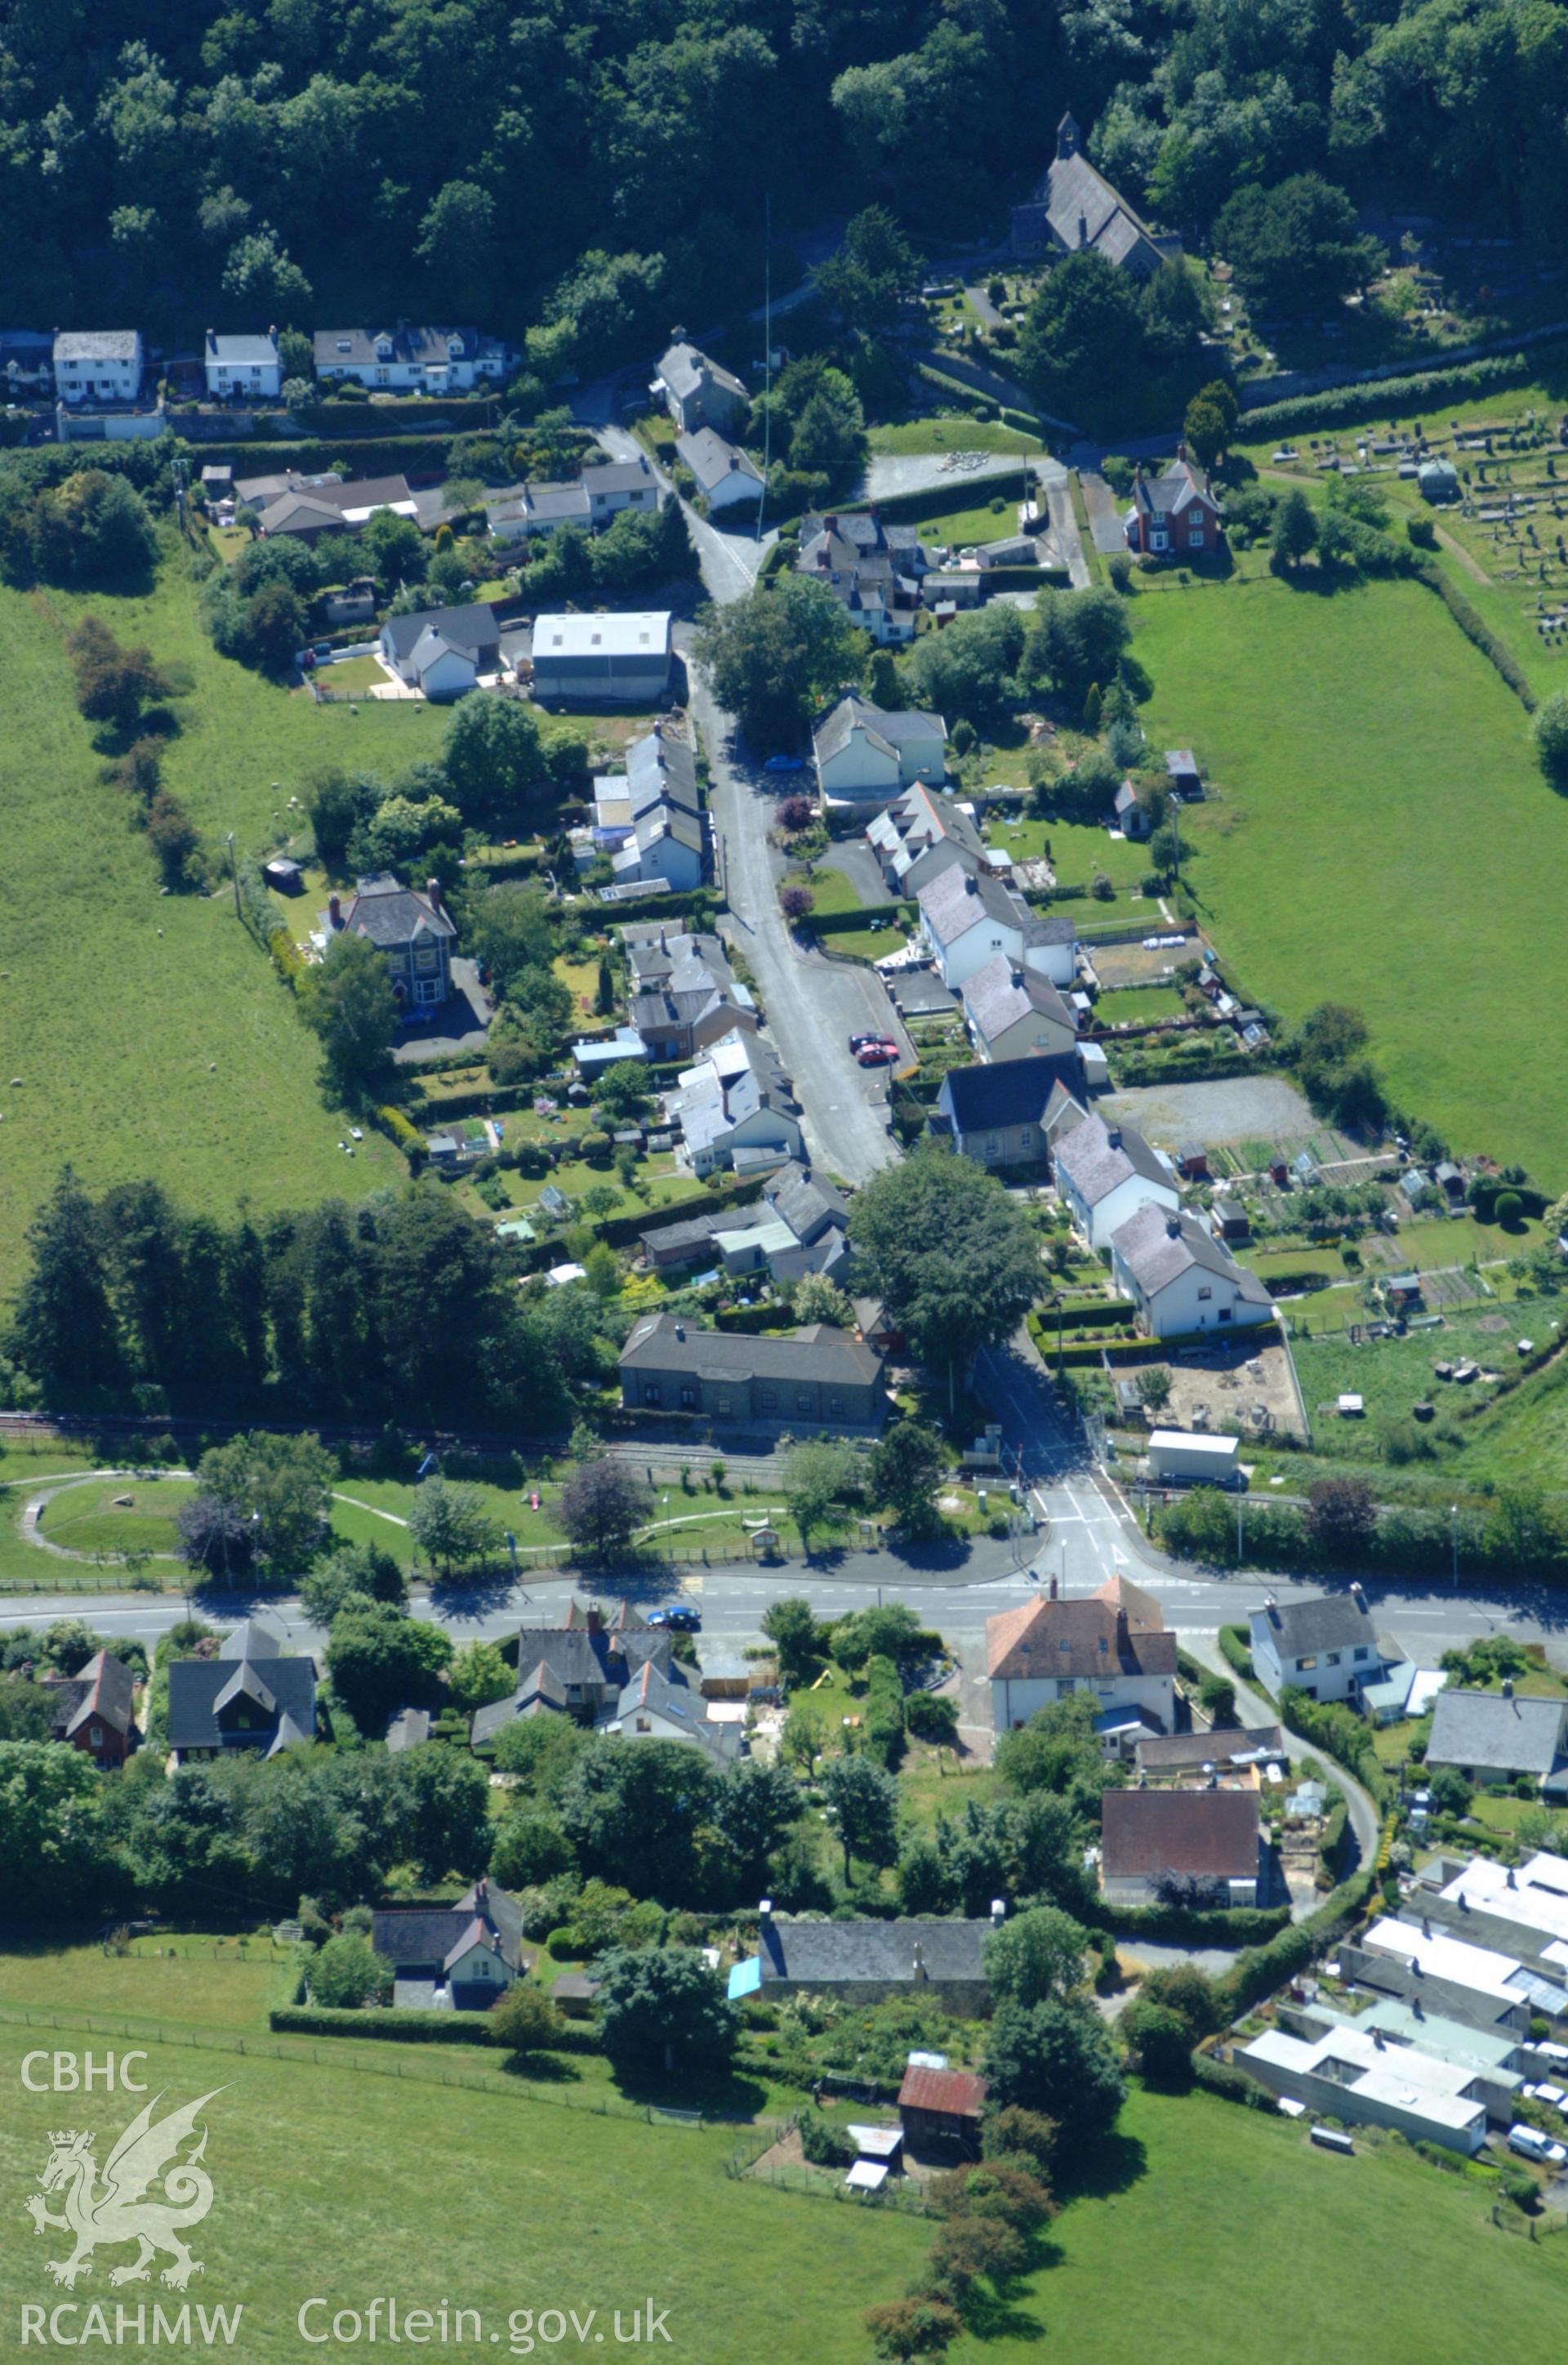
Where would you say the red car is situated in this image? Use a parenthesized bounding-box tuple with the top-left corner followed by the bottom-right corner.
(855, 1040, 900, 1068)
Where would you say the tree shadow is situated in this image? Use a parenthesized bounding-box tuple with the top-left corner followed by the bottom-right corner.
(1052, 2127, 1148, 2205)
(608, 2061, 770, 2120)
(500, 2050, 583, 2085)
(426, 1570, 528, 1620)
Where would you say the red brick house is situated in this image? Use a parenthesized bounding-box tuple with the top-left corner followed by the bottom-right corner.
(44, 1650, 137, 1767)
(1125, 457, 1223, 559)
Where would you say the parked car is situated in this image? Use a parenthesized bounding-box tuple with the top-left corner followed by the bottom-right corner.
(764, 754, 804, 772)
(1508, 2125, 1566, 2166)
(849, 1032, 881, 1051)
(648, 1604, 701, 1631)
(855, 1041, 899, 1067)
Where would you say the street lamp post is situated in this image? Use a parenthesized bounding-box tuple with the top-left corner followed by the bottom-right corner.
(1450, 1502, 1459, 1589)
(1053, 1292, 1066, 1380)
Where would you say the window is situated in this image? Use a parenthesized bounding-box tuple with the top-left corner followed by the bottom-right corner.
(985, 1136, 1002, 1161)
(828, 1397, 844, 1417)
(796, 1393, 812, 1413)
(1297, 1655, 1317, 1671)
(1189, 528, 1205, 548)
(760, 1390, 777, 1411)
(1327, 1651, 1341, 1666)
(89, 1726, 103, 1750)
(1188, 507, 1203, 525)
(1353, 1646, 1369, 1662)
(643, 1382, 662, 1405)
(716, 1396, 732, 1416)
(1152, 529, 1168, 551)
(1197, 1285, 1212, 1301)
(1218, 1307, 1232, 1323)
(679, 1386, 697, 1409)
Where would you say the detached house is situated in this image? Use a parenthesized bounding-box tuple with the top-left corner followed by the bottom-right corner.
(1248, 1586, 1391, 1706)
(816, 698, 947, 807)
(987, 1572, 1178, 1734)
(1101, 1787, 1261, 1908)
(1054, 1112, 1178, 1248)
(733, 1906, 996, 2013)
(1125, 456, 1223, 558)
(603, 724, 706, 890)
(1011, 111, 1182, 276)
(472, 1601, 670, 1741)
(43, 1651, 136, 1767)
(654, 341, 749, 435)
(1427, 1690, 1568, 1796)
(167, 1622, 318, 1763)
(932, 1053, 1088, 1172)
(204, 330, 281, 399)
(322, 873, 456, 1011)
(917, 867, 1076, 992)
(583, 455, 659, 523)
(619, 1314, 887, 1431)
(379, 601, 501, 689)
(372, 1880, 526, 2010)
(866, 783, 980, 895)
(797, 514, 929, 646)
(1110, 1203, 1274, 1341)
(314, 324, 506, 392)
(677, 426, 764, 514)
(670, 1028, 802, 1175)
(961, 955, 1079, 1064)
(624, 927, 755, 1062)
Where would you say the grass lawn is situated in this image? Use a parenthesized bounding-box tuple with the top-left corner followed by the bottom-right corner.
(324, 1471, 568, 1565)
(789, 863, 866, 917)
(1095, 984, 1187, 1024)
(0, 2003, 923, 2364)
(913, 487, 1033, 548)
(0, 578, 409, 1298)
(868, 417, 1045, 457)
(553, 950, 606, 1024)
(897, 1761, 1005, 1832)
(320, 653, 390, 694)
(36, 1475, 196, 1558)
(979, 815, 1152, 896)
(1134, 573, 1568, 1184)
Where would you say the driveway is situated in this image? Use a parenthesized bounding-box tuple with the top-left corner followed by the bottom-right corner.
(1080, 472, 1129, 556)
(818, 839, 887, 908)
(593, 424, 773, 607)
(391, 958, 492, 1064)
(692, 670, 900, 1185)
(1045, 480, 1090, 588)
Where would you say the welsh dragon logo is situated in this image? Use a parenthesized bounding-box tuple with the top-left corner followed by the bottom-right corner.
(24, 2088, 225, 2291)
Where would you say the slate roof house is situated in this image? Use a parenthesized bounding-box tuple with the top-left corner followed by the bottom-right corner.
(636, 1158, 848, 1281)
(43, 1650, 137, 1767)
(322, 872, 457, 1011)
(961, 956, 1079, 1064)
(1248, 1586, 1391, 1706)
(1054, 1111, 1178, 1248)
(797, 515, 929, 646)
(167, 1622, 318, 1762)
(865, 784, 981, 895)
(918, 866, 1076, 991)
(1101, 1786, 1262, 1908)
(620, 1313, 887, 1431)
(471, 1600, 670, 1742)
(604, 1660, 742, 1764)
(669, 1028, 803, 1176)
(735, 1906, 999, 2013)
(677, 426, 764, 513)
(1010, 113, 1181, 275)
(814, 696, 947, 805)
(379, 602, 501, 687)
(987, 1572, 1177, 1734)
(932, 1052, 1089, 1172)
(314, 324, 506, 391)
(1110, 1203, 1274, 1341)
(485, 480, 592, 542)
(1427, 1689, 1568, 1796)
(54, 330, 143, 404)
(626, 930, 755, 1063)
(1125, 456, 1223, 558)
(582, 456, 659, 523)
(371, 1879, 525, 2010)
(204, 329, 282, 399)
(654, 341, 749, 435)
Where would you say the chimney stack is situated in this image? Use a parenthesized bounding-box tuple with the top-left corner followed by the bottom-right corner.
(1107, 1127, 1122, 1149)
(328, 893, 342, 926)
(991, 1899, 1007, 1925)
(759, 1899, 773, 1925)
(911, 1941, 928, 1982)
(1010, 966, 1024, 988)
(964, 873, 978, 894)
(427, 877, 443, 911)
(1116, 1608, 1129, 1649)
(586, 1604, 602, 1637)
(1048, 1574, 1058, 1600)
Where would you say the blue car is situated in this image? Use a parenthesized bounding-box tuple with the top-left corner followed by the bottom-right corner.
(764, 754, 804, 772)
(648, 1604, 702, 1631)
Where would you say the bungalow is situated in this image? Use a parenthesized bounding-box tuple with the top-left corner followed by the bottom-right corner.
(204, 329, 282, 399)
(931, 1052, 1089, 1173)
(313, 324, 506, 392)
(1010, 111, 1182, 276)
(917, 865, 1075, 991)
(1247, 1587, 1389, 1706)
(1134, 1725, 1285, 1783)
(582, 455, 659, 524)
(54, 330, 143, 404)
(371, 1880, 525, 2010)
(654, 341, 749, 435)
(1125, 455, 1223, 558)
(1110, 1203, 1275, 1341)
(379, 603, 501, 686)
(531, 611, 672, 705)
(814, 697, 947, 806)
(321, 872, 456, 1011)
(1054, 1112, 1178, 1249)
(1427, 1689, 1568, 1796)
(619, 1313, 887, 1431)
(254, 490, 349, 542)
(669, 1028, 802, 1175)
(486, 481, 593, 542)
(1101, 1786, 1261, 1908)
(865, 787, 982, 899)
(987, 1572, 1177, 1734)
(961, 955, 1079, 1064)
(167, 1622, 318, 1763)
(677, 426, 764, 513)
(603, 1661, 742, 1764)
(898, 2064, 989, 2153)
(733, 1904, 996, 2012)
(43, 1651, 136, 1768)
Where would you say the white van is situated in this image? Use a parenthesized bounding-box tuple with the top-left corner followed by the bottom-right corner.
(1508, 2124, 1567, 2166)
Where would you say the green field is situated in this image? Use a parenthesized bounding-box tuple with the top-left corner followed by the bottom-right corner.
(36, 1475, 196, 1558)
(0, 1945, 1560, 2365)
(1134, 573, 1568, 1184)
(0, 574, 411, 1297)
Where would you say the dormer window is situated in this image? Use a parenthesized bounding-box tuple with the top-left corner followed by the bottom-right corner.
(447, 333, 463, 356)
(376, 337, 394, 360)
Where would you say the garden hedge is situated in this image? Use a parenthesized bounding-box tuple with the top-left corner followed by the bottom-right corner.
(270, 2006, 601, 2053)
(1211, 1866, 1378, 2021)
(1240, 337, 1568, 437)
